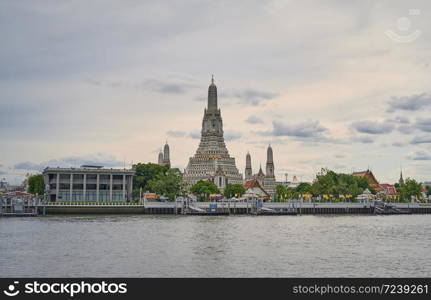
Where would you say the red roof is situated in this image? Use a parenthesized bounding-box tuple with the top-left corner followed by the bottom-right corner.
(243, 179, 270, 197)
(2, 191, 33, 197)
(244, 179, 259, 189)
(353, 169, 379, 187)
(379, 184, 397, 195)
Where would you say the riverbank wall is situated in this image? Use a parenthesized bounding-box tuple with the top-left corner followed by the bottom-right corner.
(3, 202, 431, 216)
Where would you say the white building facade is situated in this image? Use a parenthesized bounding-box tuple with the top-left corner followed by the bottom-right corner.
(43, 166, 135, 202)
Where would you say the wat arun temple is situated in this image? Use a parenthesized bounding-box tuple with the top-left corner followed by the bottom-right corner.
(183, 77, 244, 191)
(181, 77, 276, 197)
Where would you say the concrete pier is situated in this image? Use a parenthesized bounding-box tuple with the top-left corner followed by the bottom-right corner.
(3, 201, 431, 216)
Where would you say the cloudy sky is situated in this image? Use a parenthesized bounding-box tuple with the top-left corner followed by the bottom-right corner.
(1, 0, 430, 185)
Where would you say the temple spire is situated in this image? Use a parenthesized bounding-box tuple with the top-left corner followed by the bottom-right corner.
(245, 151, 252, 180)
(399, 167, 404, 184)
(266, 144, 274, 178)
(207, 75, 218, 111)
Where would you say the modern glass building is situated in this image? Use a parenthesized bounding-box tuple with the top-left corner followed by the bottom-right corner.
(43, 165, 135, 202)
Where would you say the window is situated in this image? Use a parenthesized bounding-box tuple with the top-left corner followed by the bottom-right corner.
(74, 174, 84, 180)
(73, 184, 83, 190)
(49, 174, 56, 180)
(100, 175, 110, 180)
(113, 184, 123, 190)
(59, 183, 69, 190)
(60, 174, 70, 180)
(86, 184, 97, 190)
(99, 184, 110, 190)
(113, 175, 123, 180)
(86, 174, 97, 180)
(86, 191, 97, 201)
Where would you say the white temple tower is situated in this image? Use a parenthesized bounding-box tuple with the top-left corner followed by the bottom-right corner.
(183, 76, 243, 191)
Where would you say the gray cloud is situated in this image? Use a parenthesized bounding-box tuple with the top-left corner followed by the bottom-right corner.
(258, 122, 375, 145)
(139, 79, 198, 94)
(411, 136, 431, 144)
(245, 115, 264, 124)
(397, 125, 415, 135)
(416, 118, 431, 132)
(86, 78, 198, 94)
(194, 88, 278, 106)
(392, 142, 406, 147)
(224, 130, 242, 141)
(189, 130, 201, 139)
(222, 89, 278, 106)
(14, 154, 123, 172)
(272, 120, 327, 138)
(167, 129, 240, 141)
(407, 151, 431, 161)
(386, 116, 410, 124)
(387, 93, 431, 113)
(167, 130, 187, 137)
(351, 120, 394, 134)
(193, 96, 206, 102)
(351, 136, 374, 143)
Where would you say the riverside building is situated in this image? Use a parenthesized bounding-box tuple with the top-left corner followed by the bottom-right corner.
(43, 165, 135, 202)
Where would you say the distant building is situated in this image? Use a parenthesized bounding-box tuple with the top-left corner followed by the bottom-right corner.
(379, 183, 397, 196)
(43, 165, 135, 202)
(157, 142, 171, 168)
(158, 151, 164, 165)
(276, 175, 301, 189)
(352, 169, 396, 196)
(243, 178, 270, 201)
(352, 169, 380, 190)
(244, 145, 276, 198)
(0, 179, 8, 192)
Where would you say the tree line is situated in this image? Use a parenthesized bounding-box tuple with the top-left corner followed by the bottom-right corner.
(274, 168, 426, 203)
(20, 165, 430, 203)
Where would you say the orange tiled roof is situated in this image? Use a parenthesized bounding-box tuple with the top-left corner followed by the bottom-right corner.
(244, 179, 270, 197)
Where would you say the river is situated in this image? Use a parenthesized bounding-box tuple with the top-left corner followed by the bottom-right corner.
(1, 214, 430, 277)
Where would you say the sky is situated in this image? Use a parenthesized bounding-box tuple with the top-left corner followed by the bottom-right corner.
(1, 0, 431, 185)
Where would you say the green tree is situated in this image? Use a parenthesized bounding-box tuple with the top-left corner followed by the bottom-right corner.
(190, 180, 220, 201)
(295, 182, 313, 194)
(397, 178, 422, 202)
(27, 174, 45, 195)
(311, 168, 371, 201)
(147, 168, 183, 200)
(311, 168, 337, 196)
(223, 184, 245, 198)
(275, 184, 287, 202)
(132, 163, 169, 193)
(275, 185, 296, 201)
